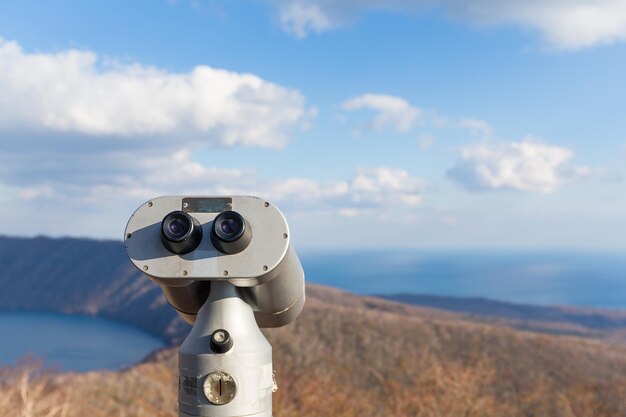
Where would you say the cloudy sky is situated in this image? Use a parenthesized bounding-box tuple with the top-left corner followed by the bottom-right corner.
(1, 0, 625, 249)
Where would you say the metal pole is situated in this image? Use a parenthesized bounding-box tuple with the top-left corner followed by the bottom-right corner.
(178, 281, 275, 417)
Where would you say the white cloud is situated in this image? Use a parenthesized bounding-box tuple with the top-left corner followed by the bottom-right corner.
(138, 149, 249, 192)
(460, 118, 492, 137)
(262, 177, 349, 203)
(350, 167, 423, 206)
(13, 154, 423, 218)
(270, 0, 626, 49)
(339, 93, 491, 140)
(19, 185, 55, 201)
(447, 139, 588, 193)
(341, 94, 421, 133)
(441, 215, 459, 226)
(0, 39, 313, 148)
(0, 40, 425, 236)
(276, 2, 335, 38)
(417, 133, 434, 150)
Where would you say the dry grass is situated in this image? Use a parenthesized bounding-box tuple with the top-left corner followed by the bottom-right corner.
(0, 360, 70, 417)
(2, 287, 626, 417)
(266, 303, 626, 417)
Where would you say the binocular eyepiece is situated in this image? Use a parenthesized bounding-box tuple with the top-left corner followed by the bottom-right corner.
(124, 196, 305, 328)
(160, 211, 203, 254)
(160, 210, 252, 255)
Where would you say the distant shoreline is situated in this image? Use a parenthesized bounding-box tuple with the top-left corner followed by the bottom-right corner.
(1, 235, 625, 348)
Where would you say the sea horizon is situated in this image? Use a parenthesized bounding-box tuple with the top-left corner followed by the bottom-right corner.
(301, 249, 626, 310)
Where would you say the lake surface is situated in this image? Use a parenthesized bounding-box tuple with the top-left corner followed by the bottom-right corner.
(302, 250, 626, 309)
(2, 250, 625, 372)
(0, 311, 164, 372)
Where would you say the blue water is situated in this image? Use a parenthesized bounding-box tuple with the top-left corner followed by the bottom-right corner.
(301, 250, 626, 309)
(0, 311, 164, 372)
(2, 250, 624, 372)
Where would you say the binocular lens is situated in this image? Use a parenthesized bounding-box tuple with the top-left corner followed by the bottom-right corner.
(213, 212, 245, 243)
(168, 217, 190, 239)
(211, 211, 251, 254)
(220, 219, 240, 237)
(161, 211, 203, 254)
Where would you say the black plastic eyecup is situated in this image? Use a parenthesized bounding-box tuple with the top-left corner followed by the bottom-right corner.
(160, 211, 203, 255)
(211, 211, 252, 254)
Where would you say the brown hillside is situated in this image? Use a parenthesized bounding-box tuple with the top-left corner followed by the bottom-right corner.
(2, 284, 626, 417)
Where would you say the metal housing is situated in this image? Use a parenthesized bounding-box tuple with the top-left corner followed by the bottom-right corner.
(124, 195, 305, 328)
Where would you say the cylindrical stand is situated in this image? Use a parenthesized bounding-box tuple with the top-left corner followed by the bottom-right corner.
(178, 281, 274, 417)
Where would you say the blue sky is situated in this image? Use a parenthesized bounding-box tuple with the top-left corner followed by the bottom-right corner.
(0, 0, 625, 249)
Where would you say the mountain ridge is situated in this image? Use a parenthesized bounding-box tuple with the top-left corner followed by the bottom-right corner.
(1, 235, 625, 344)
(1, 235, 626, 416)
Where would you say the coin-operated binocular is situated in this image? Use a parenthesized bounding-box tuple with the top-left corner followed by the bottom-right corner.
(124, 196, 305, 417)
